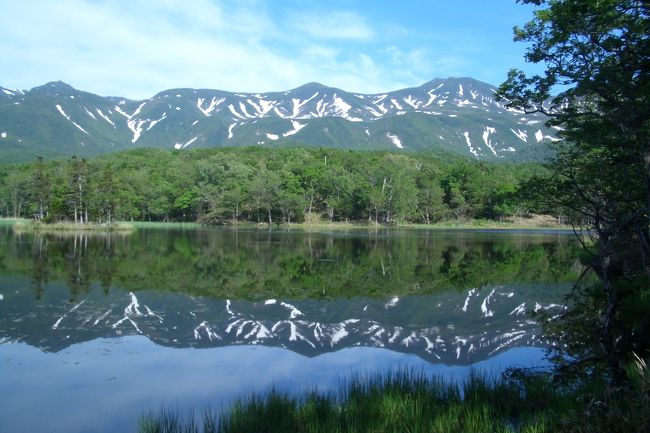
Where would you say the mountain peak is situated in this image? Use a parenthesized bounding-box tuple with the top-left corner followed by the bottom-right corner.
(0, 77, 554, 163)
(294, 82, 328, 90)
(30, 81, 77, 94)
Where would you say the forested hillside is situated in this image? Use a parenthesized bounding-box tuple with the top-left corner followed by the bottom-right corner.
(0, 147, 547, 225)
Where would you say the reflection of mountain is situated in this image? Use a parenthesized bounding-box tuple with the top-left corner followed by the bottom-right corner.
(0, 282, 566, 365)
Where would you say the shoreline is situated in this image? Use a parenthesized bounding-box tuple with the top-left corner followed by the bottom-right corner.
(10, 220, 136, 233)
(1, 217, 575, 233)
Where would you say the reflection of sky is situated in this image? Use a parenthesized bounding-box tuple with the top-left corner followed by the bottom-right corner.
(0, 337, 549, 433)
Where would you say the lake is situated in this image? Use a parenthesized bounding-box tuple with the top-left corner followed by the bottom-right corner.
(0, 226, 581, 433)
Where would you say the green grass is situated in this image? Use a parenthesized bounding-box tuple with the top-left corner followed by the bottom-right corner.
(0, 217, 29, 225)
(138, 365, 650, 433)
(130, 221, 205, 229)
(12, 220, 136, 232)
(123, 217, 572, 233)
(138, 371, 580, 433)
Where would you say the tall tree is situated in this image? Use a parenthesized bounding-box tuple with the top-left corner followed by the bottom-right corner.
(498, 0, 650, 384)
(29, 157, 51, 221)
(66, 156, 90, 224)
(95, 163, 118, 224)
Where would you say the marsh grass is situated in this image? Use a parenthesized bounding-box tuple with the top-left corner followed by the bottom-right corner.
(0, 217, 28, 225)
(138, 371, 580, 433)
(12, 220, 135, 233)
(130, 221, 205, 229)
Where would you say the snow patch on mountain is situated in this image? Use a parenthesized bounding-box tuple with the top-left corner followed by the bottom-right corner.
(273, 107, 291, 119)
(183, 137, 198, 149)
(332, 94, 362, 121)
(114, 102, 145, 120)
(511, 129, 528, 142)
(238, 101, 254, 118)
(228, 104, 245, 119)
(291, 92, 319, 118)
(127, 119, 146, 142)
(147, 113, 167, 131)
(283, 120, 306, 137)
(390, 98, 403, 110)
(424, 92, 438, 107)
(84, 107, 96, 120)
(55, 104, 89, 135)
(96, 109, 115, 127)
(482, 127, 498, 156)
(257, 100, 274, 116)
(197, 97, 224, 116)
(132, 102, 146, 118)
(403, 95, 420, 109)
(463, 131, 479, 157)
(386, 133, 403, 149)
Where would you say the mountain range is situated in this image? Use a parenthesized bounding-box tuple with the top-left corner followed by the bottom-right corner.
(0, 77, 559, 163)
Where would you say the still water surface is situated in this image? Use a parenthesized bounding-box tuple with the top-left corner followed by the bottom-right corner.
(0, 226, 580, 433)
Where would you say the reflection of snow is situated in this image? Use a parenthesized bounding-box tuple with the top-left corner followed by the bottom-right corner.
(384, 296, 399, 309)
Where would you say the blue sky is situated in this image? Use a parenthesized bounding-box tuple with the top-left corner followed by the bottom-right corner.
(0, 0, 543, 99)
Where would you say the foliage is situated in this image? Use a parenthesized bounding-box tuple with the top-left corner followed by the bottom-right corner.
(0, 147, 547, 226)
(138, 367, 650, 433)
(498, 0, 650, 385)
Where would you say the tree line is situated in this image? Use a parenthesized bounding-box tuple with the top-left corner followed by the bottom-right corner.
(0, 147, 548, 225)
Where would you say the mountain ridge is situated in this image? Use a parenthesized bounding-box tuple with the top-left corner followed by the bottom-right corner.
(0, 77, 557, 163)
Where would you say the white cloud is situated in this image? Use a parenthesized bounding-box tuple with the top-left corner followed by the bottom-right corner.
(290, 11, 375, 41)
(0, 1, 443, 98)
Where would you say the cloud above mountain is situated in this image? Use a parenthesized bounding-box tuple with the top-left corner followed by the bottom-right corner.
(0, 0, 541, 99)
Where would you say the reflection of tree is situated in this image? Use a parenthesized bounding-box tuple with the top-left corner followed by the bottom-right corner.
(30, 235, 49, 300)
(96, 235, 116, 295)
(65, 233, 92, 301)
(2, 228, 584, 301)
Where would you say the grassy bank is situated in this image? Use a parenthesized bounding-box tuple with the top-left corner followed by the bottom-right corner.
(138, 372, 577, 433)
(0, 217, 29, 225)
(2, 216, 573, 233)
(12, 220, 136, 233)
(139, 367, 649, 433)
(130, 221, 205, 229)
(128, 215, 573, 232)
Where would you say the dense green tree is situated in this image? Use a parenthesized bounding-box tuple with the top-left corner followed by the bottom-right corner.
(29, 157, 51, 221)
(95, 163, 118, 224)
(2, 169, 29, 218)
(66, 156, 90, 224)
(498, 0, 650, 385)
(2, 147, 546, 226)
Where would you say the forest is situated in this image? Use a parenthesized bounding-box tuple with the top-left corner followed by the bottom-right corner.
(0, 146, 548, 226)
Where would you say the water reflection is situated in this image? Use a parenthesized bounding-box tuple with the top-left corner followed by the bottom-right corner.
(0, 226, 580, 433)
(0, 338, 549, 433)
(1, 226, 581, 301)
(2, 279, 565, 364)
(0, 227, 580, 363)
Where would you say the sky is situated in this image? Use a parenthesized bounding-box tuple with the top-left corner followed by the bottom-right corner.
(0, 0, 544, 100)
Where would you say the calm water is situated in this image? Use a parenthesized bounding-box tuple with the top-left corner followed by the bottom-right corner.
(0, 226, 580, 433)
